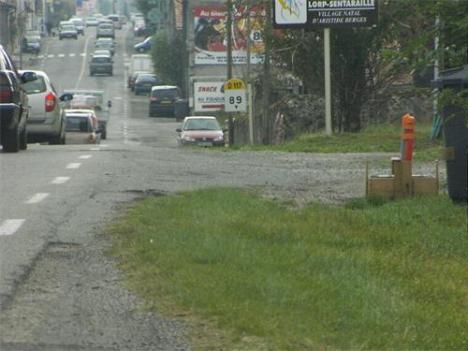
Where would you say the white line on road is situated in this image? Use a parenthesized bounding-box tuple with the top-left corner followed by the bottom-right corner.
(48, 54, 54, 58)
(80, 53, 86, 57)
(114, 97, 123, 100)
(25, 193, 50, 204)
(66, 163, 82, 169)
(99, 144, 109, 148)
(79, 155, 92, 159)
(0, 220, 25, 236)
(51, 176, 70, 184)
(58, 54, 65, 58)
(69, 53, 76, 57)
(75, 36, 91, 89)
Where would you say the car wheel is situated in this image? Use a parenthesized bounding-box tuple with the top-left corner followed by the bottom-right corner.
(109, 71, 113, 76)
(19, 128, 27, 150)
(2, 125, 20, 153)
(101, 129, 107, 140)
(59, 37, 62, 40)
(90, 72, 93, 76)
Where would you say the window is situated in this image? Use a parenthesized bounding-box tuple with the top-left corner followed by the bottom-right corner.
(24, 76, 46, 94)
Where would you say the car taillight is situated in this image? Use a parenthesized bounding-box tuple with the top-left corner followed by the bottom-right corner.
(150, 96, 158, 102)
(45, 92, 56, 112)
(0, 75, 12, 103)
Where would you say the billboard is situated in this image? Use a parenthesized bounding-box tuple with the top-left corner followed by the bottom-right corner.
(193, 6, 265, 65)
(193, 81, 225, 112)
(273, 0, 379, 29)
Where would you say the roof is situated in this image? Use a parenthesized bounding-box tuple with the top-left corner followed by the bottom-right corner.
(184, 116, 216, 120)
(151, 85, 178, 90)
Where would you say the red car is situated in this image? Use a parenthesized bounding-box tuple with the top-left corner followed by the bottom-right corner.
(176, 116, 225, 147)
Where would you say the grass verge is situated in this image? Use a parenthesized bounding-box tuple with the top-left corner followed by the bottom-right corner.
(231, 124, 443, 162)
(107, 189, 467, 350)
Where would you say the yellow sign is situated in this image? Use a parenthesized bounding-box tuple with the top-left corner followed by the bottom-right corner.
(225, 79, 246, 91)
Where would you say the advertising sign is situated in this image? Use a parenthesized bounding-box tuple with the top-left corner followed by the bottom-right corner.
(194, 81, 225, 112)
(193, 6, 265, 65)
(273, 0, 378, 28)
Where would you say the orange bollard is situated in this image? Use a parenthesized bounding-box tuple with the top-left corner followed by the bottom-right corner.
(400, 114, 416, 161)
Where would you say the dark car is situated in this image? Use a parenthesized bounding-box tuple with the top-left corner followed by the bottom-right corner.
(134, 74, 162, 95)
(89, 55, 113, 76)
(134, 36, 152, 53)
(149, 85, 181, 117)
(22, 36, 41, 54)
(0, 45, 37, 152)
(59, 24, 78, 40)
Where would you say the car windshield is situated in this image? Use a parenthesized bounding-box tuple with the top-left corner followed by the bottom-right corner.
(138, 75, 157, 82)
(26, 37, 40, 43)
(66, 116, 91, 132)
(23, 76, 46, 94)
(152, 88, 178, 99)
(99, 24, 113, 29)
(62, 25, 75, 31)
(184, 119, 220, 131)
(71, 19, 83, 25)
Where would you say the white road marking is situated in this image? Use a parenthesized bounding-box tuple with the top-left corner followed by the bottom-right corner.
(38, 55, 44, 59)
(25, 193, 49, 204)
(79, 155, 92, 159)
(99, 144, 109, 148)
(114, 97, 123, 100)
(75, 36, 91, 89)
(0, 220, 25, 236)
(48, 54, 54, 58)
(80, 53, 86, 57)
(51, 176, 70, 184)
(66, 163, 81, 169)
(69, 53, 76, 57)
(90, 147, 100, 151)
(58, 54, 65, 58)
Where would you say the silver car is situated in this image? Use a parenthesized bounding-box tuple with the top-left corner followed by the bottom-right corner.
(20, 70, 68, 144)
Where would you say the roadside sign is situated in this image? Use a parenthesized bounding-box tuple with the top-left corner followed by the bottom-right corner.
(273, 0, 379, 29)
(194, 81, 225, 112)
(224, 79, 247, 113)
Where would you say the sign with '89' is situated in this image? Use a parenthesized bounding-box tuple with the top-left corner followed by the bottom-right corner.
(224, 79, 247, 113)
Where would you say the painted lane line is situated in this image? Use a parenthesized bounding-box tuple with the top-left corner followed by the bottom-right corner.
(69, 53, 76, 57)
(79, 155, 92, 159)
(58, 54, 65, 58)
(48, 54, 54, 58)
(75, 35, 91, 89)
(51, 177, 70, 185)
(114, 97, 123, 100)
(0, 220, 25, 236)
(80, 53, 86, 57)
(90, 147, 100, 151)
(66, 163, 82, 169)
(25, 193, 49, 204)
(99, 144, 109, 148)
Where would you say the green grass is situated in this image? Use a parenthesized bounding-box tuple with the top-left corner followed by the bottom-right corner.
(107, 189, 467, 350)
(232, 124, 443, 162)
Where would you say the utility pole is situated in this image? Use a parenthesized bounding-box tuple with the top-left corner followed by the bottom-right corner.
(262, 0, 272, 144)
(246, 0, 254, 144)
(226, 0, 234, 145)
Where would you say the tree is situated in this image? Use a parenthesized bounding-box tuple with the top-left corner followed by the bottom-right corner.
(151, 30, 184, 89)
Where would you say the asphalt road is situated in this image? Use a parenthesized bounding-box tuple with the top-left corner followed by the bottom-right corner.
(0, 24, 443, 351)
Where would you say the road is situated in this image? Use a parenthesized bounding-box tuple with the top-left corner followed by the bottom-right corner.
(0, 24, 439, 350)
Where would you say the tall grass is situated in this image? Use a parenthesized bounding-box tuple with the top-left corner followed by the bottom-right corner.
(108, 189, 467, 350)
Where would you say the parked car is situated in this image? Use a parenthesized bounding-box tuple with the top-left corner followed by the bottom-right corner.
(85, 16, 98, 26)
(127, 54, 152, 89)
(96, 22, 115, 39)
(134, 36, 152, 53)
(65, 113, 99, 144)
(176, 116, 225, 147)
(69, 18, 85, 35)
(149, 85, 181, 117)
(134, 74, 162, 95)
(59, 24, 78, 40)
(0, 45, 37, 152)
(89, 55, 113, 76)
(20, 70, 72, 144)
(64, 109, 99, 131)
(22, 36, 41, 54)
